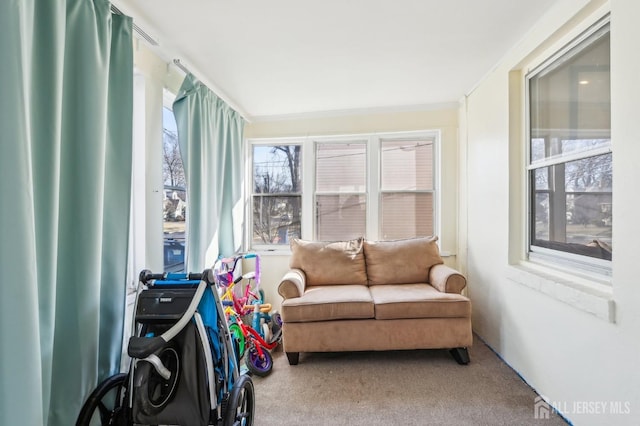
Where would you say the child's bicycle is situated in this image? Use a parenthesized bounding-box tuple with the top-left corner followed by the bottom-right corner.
(214, 253, 282, 341)
(215, 254, 264, 314)
(225, 302, 281, 377)
(75, 269, 254, 426)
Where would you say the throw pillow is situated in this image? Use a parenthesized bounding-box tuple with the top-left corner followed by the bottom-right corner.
(289, 237, 368, 286)
(364, 236, 444, 285)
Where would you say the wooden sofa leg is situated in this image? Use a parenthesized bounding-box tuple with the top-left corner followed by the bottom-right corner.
(449, 347, 470, 365)
(285, 352, 300, 365)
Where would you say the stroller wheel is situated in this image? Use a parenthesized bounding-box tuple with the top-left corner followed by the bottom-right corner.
(224, 374, 255, 426)
(137, 344, 180, 415)
(76, 373, 129, 426)
(245, 345, 273, 377)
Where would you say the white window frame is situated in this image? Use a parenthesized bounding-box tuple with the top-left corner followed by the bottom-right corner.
(312, 135, 368, 240)
(246, 138, 304, 252)
(246, 130, 439, 251)
(524, 15, 612, 279)
(378, 135, 438, 240)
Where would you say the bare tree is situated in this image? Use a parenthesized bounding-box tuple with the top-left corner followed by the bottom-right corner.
(163, 129, 185, 188)
(253, 145, 301, 244)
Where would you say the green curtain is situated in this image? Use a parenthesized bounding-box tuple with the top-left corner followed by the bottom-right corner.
(0, 1, 133, 425)
(173, 74, 245, 271)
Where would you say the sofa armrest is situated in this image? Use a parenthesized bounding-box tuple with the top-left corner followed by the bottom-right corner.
(429, 264, 467, 294)
(278, 268, 307, 299)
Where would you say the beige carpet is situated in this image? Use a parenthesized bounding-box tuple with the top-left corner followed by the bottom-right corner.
(252, 336, 568, 426)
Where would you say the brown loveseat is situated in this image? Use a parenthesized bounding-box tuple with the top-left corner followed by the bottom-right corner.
(277, 236, 472, 365)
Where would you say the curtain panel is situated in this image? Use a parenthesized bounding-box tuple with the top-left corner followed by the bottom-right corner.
(0, 1, 133, 425)
(173, 74, 245, 271)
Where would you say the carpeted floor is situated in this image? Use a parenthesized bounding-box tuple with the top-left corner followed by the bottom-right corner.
(252, 336, 568, 425)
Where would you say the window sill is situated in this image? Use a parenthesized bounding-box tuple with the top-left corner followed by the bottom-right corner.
(506, 262, 615, 323)
(250, 248, 292, 256)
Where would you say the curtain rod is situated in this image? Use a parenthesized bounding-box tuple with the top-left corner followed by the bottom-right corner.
(110, 3, 249, 121)
(110, 5, 159, 46)
(173, 59, 189, 75)
(172, 59, 250, 122)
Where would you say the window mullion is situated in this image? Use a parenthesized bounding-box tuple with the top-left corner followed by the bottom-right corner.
(367, 135, 380, 240)
(301, 139, 314, 240)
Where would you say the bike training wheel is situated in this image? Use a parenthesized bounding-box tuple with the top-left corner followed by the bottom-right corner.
(270, 312, 282, 335)
(76, 373, 129, 426)
(261, 322, 271, 342)
(245, 345, 273, 377)
(137, 344, 180, 416)
(229, 323, 246, 360)
(223, 374, 255, 426)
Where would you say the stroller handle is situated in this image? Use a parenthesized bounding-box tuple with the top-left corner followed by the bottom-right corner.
(139, 269, 203, 284)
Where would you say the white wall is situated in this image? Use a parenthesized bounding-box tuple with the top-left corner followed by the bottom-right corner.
(461, 0, 640, 424)
(245, 108, 461, 311)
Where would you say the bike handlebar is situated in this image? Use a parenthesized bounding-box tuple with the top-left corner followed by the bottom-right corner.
(244, 303, 272, 312)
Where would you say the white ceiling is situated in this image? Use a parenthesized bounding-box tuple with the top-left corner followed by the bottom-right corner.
(113, 0, 559, 120)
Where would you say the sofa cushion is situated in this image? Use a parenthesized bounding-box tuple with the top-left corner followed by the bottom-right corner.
(363, 236, 444, 285)
(289, 238, 368, 286)
(281, 285, 374, 322)
(369, 283, 471, 320)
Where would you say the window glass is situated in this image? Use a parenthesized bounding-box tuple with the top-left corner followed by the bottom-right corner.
(248, 132, 438, 248)
(380, 139, 434, 240)
(381, 140, 433, 191)
(315, 142, 367, 240)
(381, 193, 433, 240)
(252, 145, 301, 245)
(528, 22, 611, 261)
(162, 106, 186, 272)
(316, 194, 366, 241)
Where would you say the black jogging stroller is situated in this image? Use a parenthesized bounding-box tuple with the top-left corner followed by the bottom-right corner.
(76, 268, 254, 426)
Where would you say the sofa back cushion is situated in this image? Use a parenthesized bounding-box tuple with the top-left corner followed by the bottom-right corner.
(364, 236, 444, 285)
(289, 238, 368, 286)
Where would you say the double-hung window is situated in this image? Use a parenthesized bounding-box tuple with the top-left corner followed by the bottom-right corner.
(527, 18, 611, 271)
(380, 138, 435, 239)
(315, 141, 367, 240)
(251, 144, 302, 247)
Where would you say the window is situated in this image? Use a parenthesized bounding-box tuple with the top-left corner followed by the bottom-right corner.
(248, 131, 437, 249)
(380, 139, 434, 239)
(251, 144, 302, 247)
(527, 19, 611, 268)
(162, 104, 187, 272)
(315, 141, 367, 240)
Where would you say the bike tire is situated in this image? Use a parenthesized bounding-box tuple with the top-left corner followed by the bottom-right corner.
(223, 374, 255, 426)
(270, 312, 282, 336)
(261, 322, 271, 342)
(229, 323, 246, 359)
(76, 373, 129, 426)
(245, 345, 273, 377)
